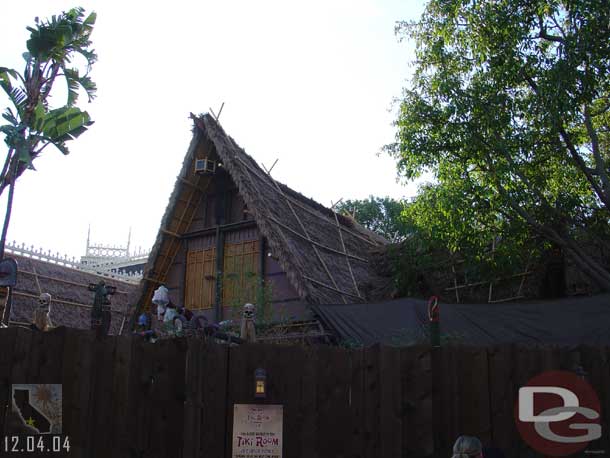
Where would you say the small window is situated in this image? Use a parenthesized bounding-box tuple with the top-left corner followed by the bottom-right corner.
(195, 158, 216, 175)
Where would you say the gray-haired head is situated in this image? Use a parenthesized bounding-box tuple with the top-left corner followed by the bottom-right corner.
(452, 436, 482, 458)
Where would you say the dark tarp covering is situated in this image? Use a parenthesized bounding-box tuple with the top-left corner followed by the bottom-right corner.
(311, 294, 610, 346)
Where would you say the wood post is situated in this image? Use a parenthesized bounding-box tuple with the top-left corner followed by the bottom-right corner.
(214, 227, 225, 323)
(257, 235, 267, 318)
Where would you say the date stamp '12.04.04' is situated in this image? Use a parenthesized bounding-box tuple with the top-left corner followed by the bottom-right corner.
(3, 384, 71, 454)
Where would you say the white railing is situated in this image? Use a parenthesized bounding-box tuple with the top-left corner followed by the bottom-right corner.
(6, 241, 81, 267)
(5, 241, 147, 284)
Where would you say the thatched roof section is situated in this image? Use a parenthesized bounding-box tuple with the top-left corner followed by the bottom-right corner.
(4, 255, 138, 335)
(137, 113, 388, 314)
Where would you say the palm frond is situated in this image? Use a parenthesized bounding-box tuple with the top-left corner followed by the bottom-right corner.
(4, 87, 28, 117)
(42, 106, 93, 143)
(64, 68, 97, 105)
(2, 108, 18, 126)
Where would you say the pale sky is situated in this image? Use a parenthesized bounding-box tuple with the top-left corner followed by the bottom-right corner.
(1, 0, 425, 259)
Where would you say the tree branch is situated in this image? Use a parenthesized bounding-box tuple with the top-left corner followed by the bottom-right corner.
(539, 30, 565, 43)
(583, 105, 610, 196)
(485, 154, 610, 288)
(558, 125, 610, 209)
(521, 71, 610, 210)
(549, 13, 567, 40)
(0, 148, 14, 195)
(538, 15, 565, 43)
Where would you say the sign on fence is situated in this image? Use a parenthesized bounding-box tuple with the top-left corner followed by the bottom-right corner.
(232, 404, 283, 458)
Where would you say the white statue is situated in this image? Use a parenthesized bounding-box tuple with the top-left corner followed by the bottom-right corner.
(240, 303, 256, 343)
(33, 293, 54, 331)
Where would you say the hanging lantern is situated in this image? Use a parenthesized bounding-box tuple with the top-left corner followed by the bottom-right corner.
(254, 368, 266, 399)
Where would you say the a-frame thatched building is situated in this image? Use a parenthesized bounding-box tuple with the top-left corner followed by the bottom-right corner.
(135, 113, 388, 324)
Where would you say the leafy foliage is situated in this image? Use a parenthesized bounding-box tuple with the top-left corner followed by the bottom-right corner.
(335, 196, 410, 242)
(0, 7, 97, 269)
(388, 0, 610, 289)
(0, 7, 97, 184)
(0, 6, 97, 267)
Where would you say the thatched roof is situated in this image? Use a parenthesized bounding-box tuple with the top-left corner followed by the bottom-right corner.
(4, 255, 138, 335)
(137, 113, 388, 314)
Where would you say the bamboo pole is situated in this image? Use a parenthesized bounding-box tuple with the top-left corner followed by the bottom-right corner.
(266, 172, 348, 304)
(18, 270, 131, 294)
(445, 271, 533, 291)
(333, 211, 362, 298)
(11, 290, 127, 314)
(233, 155, 381, 247)
(268, 216, 369, 263)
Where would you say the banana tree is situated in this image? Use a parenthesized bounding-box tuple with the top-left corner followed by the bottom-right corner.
(0, 7, 97, 261)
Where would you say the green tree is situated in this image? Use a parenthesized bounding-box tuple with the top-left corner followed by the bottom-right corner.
(335, 196, 410, 242)
(387, 0, 610, 289)
(0, 7, 97, 259)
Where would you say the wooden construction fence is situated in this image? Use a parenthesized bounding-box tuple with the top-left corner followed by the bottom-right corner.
(0, 327, 609, 458)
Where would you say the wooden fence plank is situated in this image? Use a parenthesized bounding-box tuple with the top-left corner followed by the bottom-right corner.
(24, 327, 44, 383)
(363, 344, 380, 458)
(147, 337, 170, 458)
(63, 329, 95, 457)
(297, 345, 318, 458)
(0, 327, 17, 436)
(401, 345, 433, 457)
(580, 346, 610, 454)
(347, 349, 364, 458)
(121, 335, 143, 458)
(58, 329, 77, 453)
(316, 346, 351, 458)
(183, 338, 203, 458)
(89, 336, 118, 458)
(148, 339, 186, 458)
(164, 338, 187, 458)
(111, 335, 135, 458)
(36, 327, 66, 384)
(457, 346, 491, 442)
(512, 344, 560, 457)
(379, 346, 402, 458)
(11, 327, 33, 384)
(437, 345, 458, 457)
(199, 342, 227, 458)
(5, 327, 34, 437)
(487, 344, 517, 454)
(130, 337, 157, 457)
(431, 345, 443, 457)
(271, 345, 303, 458)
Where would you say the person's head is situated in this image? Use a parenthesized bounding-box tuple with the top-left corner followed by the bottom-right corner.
(452, 436, 483, 458)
